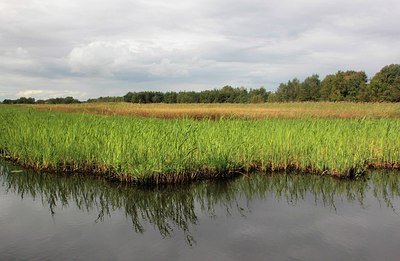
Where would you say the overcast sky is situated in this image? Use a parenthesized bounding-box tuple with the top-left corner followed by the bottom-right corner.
(1, 0, 399, 100)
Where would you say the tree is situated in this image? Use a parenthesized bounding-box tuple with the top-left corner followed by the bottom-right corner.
(289, 78, 303, 101)
(2, 99, 13, 104)
(320, 71, 367, 101)
(369, 64, 400, 102)
(275, 82, 289, 102)
(248, 87, 269, 103)
(320, 74, 336, 101)
(302, 74, 321, 101)
(151, 92, 164, 103)
(177, 91, 200, 103)
(164, 92, 177, 103)
(356, 83, 372, 102)
(123, 92, 134, 102)
(267, 93, 278, 102)
(340, 71, 367, 101)
(87, 96, 124, 103)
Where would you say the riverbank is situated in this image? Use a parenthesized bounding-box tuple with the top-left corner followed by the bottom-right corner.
(1, 104, 399, 184)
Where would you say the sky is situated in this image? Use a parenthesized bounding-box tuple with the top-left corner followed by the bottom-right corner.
(1, 0, 400, 100)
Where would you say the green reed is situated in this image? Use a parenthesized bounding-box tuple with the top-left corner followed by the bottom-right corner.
(0, 106, 399, 183)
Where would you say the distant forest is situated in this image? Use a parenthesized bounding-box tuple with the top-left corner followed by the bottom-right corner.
(2, 64, 399, 104)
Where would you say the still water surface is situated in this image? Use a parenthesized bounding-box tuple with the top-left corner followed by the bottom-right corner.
(1, 160, 400, 260)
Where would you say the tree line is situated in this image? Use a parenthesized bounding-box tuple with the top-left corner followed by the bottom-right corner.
(2, 96, 81, 104)
(122, 86, 270, 103)
(121, 64, 400, 103)
(272, 64, 400, 102)
(1, 64, 399, 104)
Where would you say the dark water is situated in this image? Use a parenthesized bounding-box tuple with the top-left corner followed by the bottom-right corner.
(1, 161, 400, 261)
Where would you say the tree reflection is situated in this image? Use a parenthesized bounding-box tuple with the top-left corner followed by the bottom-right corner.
(1, 161, 400, 245)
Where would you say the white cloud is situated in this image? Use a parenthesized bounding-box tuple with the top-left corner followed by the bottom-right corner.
(1, 47, 34, 70)
(15, 89, 85, 99)
(0, 0, 400, 100)
(68, 41, 138, 76)
(148, 59, 189, 77)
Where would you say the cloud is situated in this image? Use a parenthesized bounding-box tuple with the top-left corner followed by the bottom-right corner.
(15, 89, 86, 99)
(67, 41, 136, 76)
(1, 47, 34, 70)
(67, 40, 194, 77)
(1, 0, 400, 100)
(148, 59, 190, 77)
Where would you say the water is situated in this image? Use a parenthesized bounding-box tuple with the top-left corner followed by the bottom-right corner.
(1, 160, 400, 261)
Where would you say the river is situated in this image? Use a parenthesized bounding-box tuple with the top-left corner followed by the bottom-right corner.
(1, 160, 400, 260)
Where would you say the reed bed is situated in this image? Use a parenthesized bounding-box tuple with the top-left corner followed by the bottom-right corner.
(0, 106, 399, 184)
(26, 102, 400, 119)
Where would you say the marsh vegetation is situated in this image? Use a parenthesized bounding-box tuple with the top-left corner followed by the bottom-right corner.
(0, 104, 399, 183)
(26, 102, 400, 119)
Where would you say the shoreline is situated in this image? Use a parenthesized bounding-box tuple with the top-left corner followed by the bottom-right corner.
(2, 154, 400, 185)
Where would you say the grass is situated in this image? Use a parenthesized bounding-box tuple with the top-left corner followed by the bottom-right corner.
(26, 102, 400, 119)
(0, 104, 399, 184)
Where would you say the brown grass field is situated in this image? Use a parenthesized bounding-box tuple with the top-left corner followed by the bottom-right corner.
(22, 102, 400, 119)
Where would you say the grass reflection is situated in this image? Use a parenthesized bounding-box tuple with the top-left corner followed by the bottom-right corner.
(1, 161, 399, 244)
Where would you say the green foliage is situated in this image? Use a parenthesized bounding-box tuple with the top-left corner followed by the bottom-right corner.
(275, 76, 321, 102)
(320, 74, 336, 101)
(1, 107, 399, 183)
(275, 78, 303, 101)
(2, 97, 36, 104)
(122, 86, 269, 104)
(87, 96, 124, 103)
(302, 74, 321, 101)
(2, 96, 80, 104)
(320, 71, 367, 101)
(177, 91, 200, 103)
(273, 64, 398, 103)
(45, 96, 81, 104)
(369, 64, 400, 102)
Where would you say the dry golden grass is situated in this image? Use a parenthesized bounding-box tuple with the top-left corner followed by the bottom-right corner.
(23, 102, 400, 119)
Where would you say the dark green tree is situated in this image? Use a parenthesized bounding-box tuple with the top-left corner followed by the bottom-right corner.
(176, 91, 200, 103)
(301, 74, 321, 101)
(248, 87, 269, 103)
(320, 71, 367, 101)
(164, 92, 178, 103)
(320, 74, 337, 101)
(369, 64, 400, 102)
(275, 83, 288, 102)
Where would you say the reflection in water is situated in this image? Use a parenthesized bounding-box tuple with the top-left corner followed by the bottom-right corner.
(1, 160, 400, 245)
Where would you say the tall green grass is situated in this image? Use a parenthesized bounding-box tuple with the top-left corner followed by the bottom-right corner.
(0, 106, 399, 183)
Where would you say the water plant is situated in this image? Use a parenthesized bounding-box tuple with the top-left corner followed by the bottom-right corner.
(0, 106, 399, 183)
